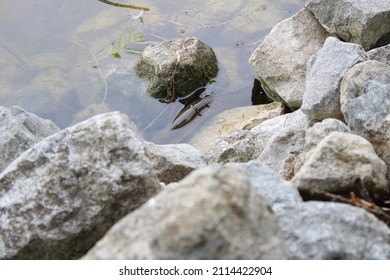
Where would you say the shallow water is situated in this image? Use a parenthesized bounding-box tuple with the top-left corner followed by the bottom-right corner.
(0, 0, 303, 143)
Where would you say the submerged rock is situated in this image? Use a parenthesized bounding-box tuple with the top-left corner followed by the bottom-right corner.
(135, 37, 218, 100)
(0, 112, 161, 259)
(190, 102, 284, 154)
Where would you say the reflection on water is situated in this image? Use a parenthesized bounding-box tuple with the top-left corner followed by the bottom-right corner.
(0, 0, 303, 143)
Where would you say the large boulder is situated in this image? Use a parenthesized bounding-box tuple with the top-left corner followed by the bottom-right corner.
(292, 132, 389, 201)
(0, 106, 59, 172)
(305, 0, 390, 50)
(340, 60, 390, 178)
(301, 37, 367, 120)
(0, 112, 161, 259)
(135, 37, 218, 100)
(249, 9, 330, 109)
(276, 201, 390, 259)
(83, 164, 288, 259)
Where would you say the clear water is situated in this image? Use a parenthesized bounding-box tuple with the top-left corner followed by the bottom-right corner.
(0, 0, 303, 143)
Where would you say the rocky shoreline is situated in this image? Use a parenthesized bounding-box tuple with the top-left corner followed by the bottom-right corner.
(0, 0, 389, 259)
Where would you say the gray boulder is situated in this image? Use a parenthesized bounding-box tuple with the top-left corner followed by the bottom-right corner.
(368, 44, 390, 65)
(276, 201, 390, 259)
(295, 118, 351, 172)
(0, 112, 161, 259)
(146, 142, 205, 184)
(83, 164, 288, 259)
(206, 130, 257, 164)
(135, 37, 218, 99)
(301, 37, 367, 120)
(251, 109, 314, 157)
(292, 132, 389, 201)
(258, 128, 306, 180)
(340, 60, 390, 177)
(249, 9, 330, 109)
(305, 0, 390, 50)
(0, 106, 59, 173)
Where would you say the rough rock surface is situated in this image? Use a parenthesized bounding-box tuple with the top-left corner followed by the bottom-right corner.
(276, 201, 390, 259)
(301, 37, 367, 120)
(190, 102, 284, 153)
(292, 132, 389, 201)
(225, 161, 302, 208)
(83, 165, 288, 260)
(305, 0, 390, 50)
(340, 60, 390, 177)
(206, 130, 257, 164)
(146, 142, 205, 184)
(249, 9, 330, 109)
(0, 112, 161, 259)
(0, 106, 59, 172)
(258, 127, 306, 180)
(135, 37, 218, 99)
(251, 109, 314, 157)
(295, 118, 351, 173)
(368, 44, 390, 65)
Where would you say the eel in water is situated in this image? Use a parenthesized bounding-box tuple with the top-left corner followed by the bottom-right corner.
(97, 0, 150, 11)
(170, 95, 213, 130)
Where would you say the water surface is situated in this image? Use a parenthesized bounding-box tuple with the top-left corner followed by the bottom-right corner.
(0, 0, 303, 143)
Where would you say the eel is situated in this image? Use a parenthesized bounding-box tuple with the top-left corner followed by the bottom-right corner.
(97, 0, 150, 11)
(170, 95, 213, 130)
